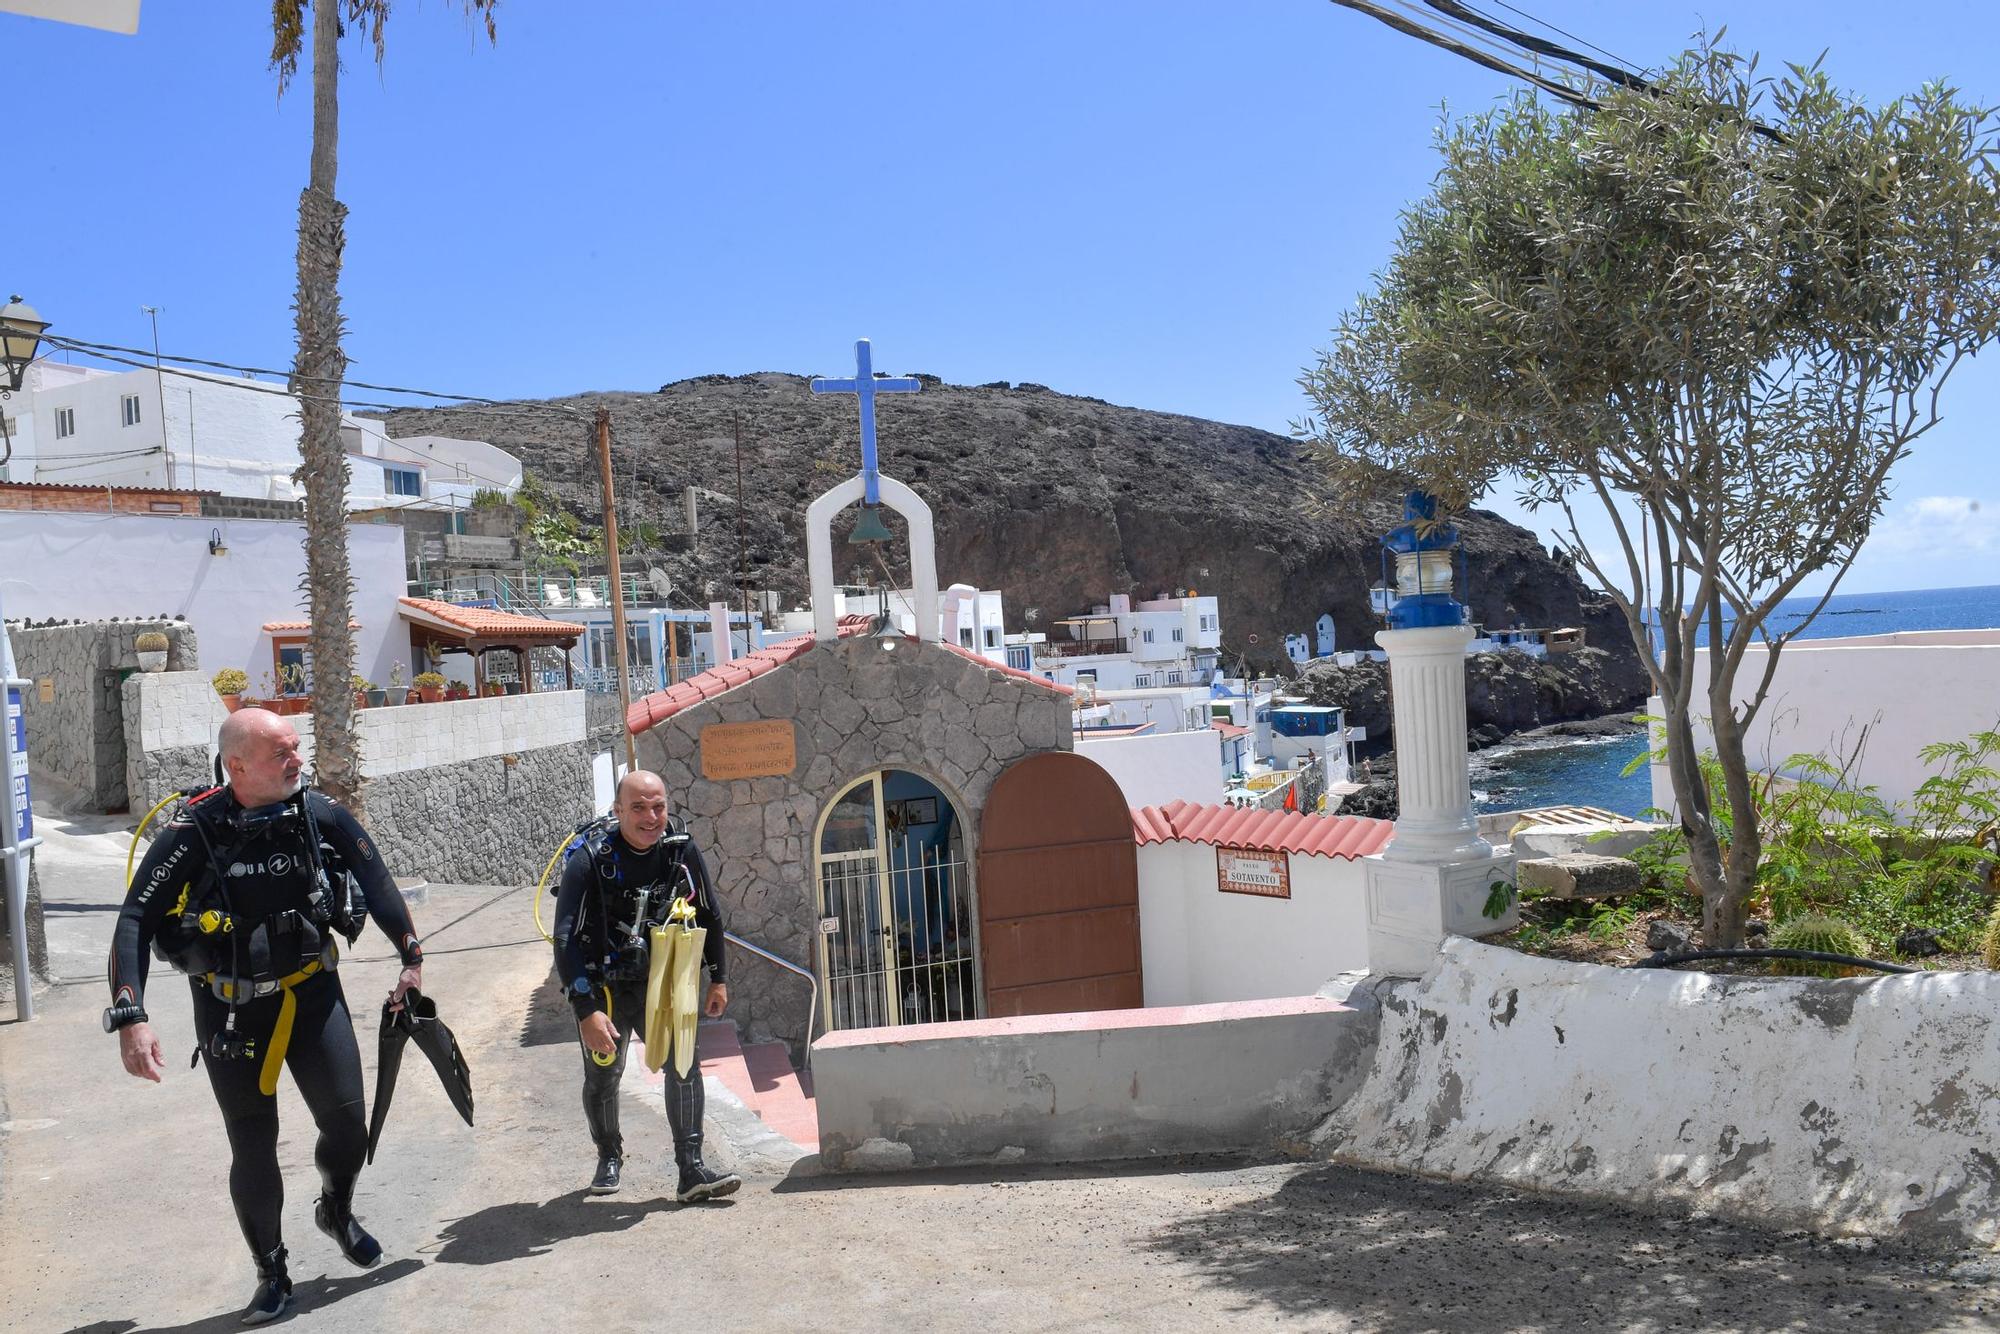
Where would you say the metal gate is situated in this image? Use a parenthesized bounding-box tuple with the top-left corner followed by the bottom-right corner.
(813, 773, 977, 1032)
(976, 751, 1142, 1016)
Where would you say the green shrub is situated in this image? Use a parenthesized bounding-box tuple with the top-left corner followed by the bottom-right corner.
(1769, 914, 1870, 978)
(413, 671, 447, 690)
(211, 668, 249, 696)
(1982, 900, 2000, 971)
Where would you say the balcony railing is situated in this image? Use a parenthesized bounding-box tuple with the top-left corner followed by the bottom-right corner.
(1034, 637, 1129, 660)
(409, 573, 654, 613)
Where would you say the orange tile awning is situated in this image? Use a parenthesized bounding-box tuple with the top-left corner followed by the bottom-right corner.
(396, 597, 582, 649)
(1130, 800, 1393, 860)
(262, 619, 360, 633)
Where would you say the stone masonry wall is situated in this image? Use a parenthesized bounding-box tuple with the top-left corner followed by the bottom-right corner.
(122, 671, 228, 814)
(361, 737, 594, 886)
(632, 636, 1073, 1053)
(10, 620, 198, 811)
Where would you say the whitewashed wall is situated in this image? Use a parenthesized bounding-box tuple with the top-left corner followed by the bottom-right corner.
(1077, 728, 1223, 808)
(1137, 839, 1371, 1006)
(1320, 938, 2000, 1245)
(1649, 630, 2000, 817)
(0, 510, 411, 689)
(287, 690, 584, 777)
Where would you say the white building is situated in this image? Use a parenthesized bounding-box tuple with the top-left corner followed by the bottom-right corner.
(2, 360, 518, 512)
(1017, 590, 1222, 691)
(777, 583, 1009, 666)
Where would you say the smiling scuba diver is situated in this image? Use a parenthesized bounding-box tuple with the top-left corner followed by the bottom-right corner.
(106, 707, 425, 1324)
(552, 769, 740, 1202)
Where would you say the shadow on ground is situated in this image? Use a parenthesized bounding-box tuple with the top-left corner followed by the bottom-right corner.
(518, 968, 577, 1050)
(63, 1257, 422, 1333)
(772, 1152, 1276, 1194)
(424, 1189, 689, 1265)
(1144, 1164, 1991, 1333)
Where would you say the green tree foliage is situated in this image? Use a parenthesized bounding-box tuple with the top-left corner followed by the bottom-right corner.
(1299, 39, 2000, 945)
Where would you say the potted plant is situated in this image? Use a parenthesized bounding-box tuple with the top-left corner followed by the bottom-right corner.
(483, 681, 506, 698)
(276, 663, 309, 715)
(414, 670, 447, 704)
(445, 680, 472, 701)
(212, 668, 249, 712)
(385, 660, 408, 706)
(135, 630, 170, 672)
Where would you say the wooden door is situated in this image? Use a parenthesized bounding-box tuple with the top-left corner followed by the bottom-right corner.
(976, 752, 1142, 1016)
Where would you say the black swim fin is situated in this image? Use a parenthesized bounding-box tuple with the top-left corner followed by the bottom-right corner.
(402, 987, 475, 1128)
(365, 999, 409, 1166)
(364, 986, 473, 1165)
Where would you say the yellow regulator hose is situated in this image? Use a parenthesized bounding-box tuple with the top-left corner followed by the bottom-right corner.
(531, 829, 617, 1067)
(125, 789, 191, 889)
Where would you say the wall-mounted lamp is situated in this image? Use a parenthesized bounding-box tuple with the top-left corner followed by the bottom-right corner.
(208, 527, 229, 557)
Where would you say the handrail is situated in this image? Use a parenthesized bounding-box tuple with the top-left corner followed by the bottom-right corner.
(723, 930, 819, 1068)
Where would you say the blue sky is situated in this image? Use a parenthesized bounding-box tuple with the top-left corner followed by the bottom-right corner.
(8, 1, 1997, 595)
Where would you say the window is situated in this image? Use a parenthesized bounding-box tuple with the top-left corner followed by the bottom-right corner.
(1076, 669, 1098, 683)
(121, 394, 142, 427)
(1135, 674, 1152, 688)
(55, 407, 75, 439)
(984, 627, 999, 649)
(1141, 629, 1154, 643)
(960, 627, 975, 647)
(1172, 628, 1184, 642)
(384, 466, 421, 497)
(1168, 671, 1182, 684)
(147, 501, 185, 513)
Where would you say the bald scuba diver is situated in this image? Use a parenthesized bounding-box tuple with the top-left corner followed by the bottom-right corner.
(552, 769, 740, 1202)
(107, 707, 425, 1324)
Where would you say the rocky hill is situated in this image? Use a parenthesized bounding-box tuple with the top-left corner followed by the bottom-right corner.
(380, 373, 1650, 715)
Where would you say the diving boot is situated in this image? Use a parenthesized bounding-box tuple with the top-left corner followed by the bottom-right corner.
(314, 1190, 383, 1269)
(675, 1155, 741, 1203)
(589, 1154, 623, 1195)
(241, 1244, 294, 1326)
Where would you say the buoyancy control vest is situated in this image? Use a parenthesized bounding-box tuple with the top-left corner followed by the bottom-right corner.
(557, 814, 697, 984)
(153, 788, 367, 985)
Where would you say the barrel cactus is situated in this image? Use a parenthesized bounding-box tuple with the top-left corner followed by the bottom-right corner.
(1768, 914, 1870, 977)
(1982, 900, 2000, 971)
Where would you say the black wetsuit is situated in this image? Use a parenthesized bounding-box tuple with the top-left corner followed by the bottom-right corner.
(109, 787, 420, 1259)
(551, 828, 725, 1164)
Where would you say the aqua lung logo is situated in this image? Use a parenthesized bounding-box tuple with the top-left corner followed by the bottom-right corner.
(229, 855, 297, 878)
(268, 853, 293, 875)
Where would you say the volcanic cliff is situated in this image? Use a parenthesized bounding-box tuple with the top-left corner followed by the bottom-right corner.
(381, 373, 1650, 719)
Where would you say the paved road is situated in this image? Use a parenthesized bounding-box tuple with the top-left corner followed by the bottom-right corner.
(3, 805, 1993, 1333)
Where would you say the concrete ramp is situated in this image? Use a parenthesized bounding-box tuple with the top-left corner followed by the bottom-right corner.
(813, 995, 1378, 1171)
(1317, 938, 2000, 1244)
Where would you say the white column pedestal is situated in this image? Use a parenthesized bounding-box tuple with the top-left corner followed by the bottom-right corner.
(1363, 850, 1520, 978)
(1377, 622, 1493, 863)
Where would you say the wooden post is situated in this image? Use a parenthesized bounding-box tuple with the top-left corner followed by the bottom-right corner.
(596, 408, 639, 771)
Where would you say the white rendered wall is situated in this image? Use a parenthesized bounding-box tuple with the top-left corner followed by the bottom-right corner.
(1076, 728, 1224, 808)
(1321, 937, 2000, 1244)
(288, 689, 584, 777)
(0, 511, 411, 689)
(1648, 632, 2000, 818)
(1137, 840, 1371, 1006)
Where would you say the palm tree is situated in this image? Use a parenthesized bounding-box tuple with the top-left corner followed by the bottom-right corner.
(270, 2, 497, 814)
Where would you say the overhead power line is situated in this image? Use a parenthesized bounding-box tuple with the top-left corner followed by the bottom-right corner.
(1422, 0, 1648, 90)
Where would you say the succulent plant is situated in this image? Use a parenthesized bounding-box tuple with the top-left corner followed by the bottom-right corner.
(135, 631, 170, 652)
(212, 668, 249, 696)
(1768, 914, 1871, 978)
(413, 671, 447, 689)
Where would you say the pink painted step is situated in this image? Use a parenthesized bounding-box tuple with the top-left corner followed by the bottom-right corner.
(634, 1021, 818, 1152)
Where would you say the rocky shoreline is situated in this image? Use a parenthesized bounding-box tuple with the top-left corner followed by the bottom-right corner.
(1335, 710, 1646, 821)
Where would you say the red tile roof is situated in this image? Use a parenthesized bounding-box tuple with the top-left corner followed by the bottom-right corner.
(1130, 799, 1393, 860)
(1211, 721, 1248, 740)
(934, 640, 1074, 696)
(262, 619, 359, 633)
(627, 628, 1071, 734)
(396, 597, 582, 640)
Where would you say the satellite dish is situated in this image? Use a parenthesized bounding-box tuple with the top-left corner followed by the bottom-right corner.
(646, 569, 673, 600)
(1248, 633, 1260, 645)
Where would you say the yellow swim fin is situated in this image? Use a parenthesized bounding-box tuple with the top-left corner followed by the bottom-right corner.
(670, 925, 706, 1077)
(641, 925, 673, 1074)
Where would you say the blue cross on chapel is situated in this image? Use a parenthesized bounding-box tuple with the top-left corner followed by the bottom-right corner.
(810, 339, 921, 508)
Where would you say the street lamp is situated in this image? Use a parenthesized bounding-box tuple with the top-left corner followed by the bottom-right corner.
(1380, 490, 1468, 630)
(0, 296, 49, 394)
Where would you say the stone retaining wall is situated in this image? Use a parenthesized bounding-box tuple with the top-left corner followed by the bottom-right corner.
(361, 737, 594, 885)
(632, 636, 1073, 1053)
(1316, 938, 2000, 1245)
(11, 620, 199, 811)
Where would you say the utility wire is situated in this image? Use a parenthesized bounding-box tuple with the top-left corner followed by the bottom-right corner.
(1327, 0, 1607, 113)
(41, 333, 586, 419)
(1476, 0, 1645, 77)
(1422, 0, 1648, 91)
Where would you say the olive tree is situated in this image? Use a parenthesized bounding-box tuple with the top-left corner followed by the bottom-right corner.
(1299, 42, 2000, 945)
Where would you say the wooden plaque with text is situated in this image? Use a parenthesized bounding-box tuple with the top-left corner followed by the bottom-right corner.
(699, 719, 798, 781)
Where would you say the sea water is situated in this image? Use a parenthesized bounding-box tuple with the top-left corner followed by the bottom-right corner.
(1471, 584, 2000, 817)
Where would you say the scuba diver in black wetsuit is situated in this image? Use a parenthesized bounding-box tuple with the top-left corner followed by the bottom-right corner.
(551, 769, 740, 1203)
(107, 707, 425, 1325)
